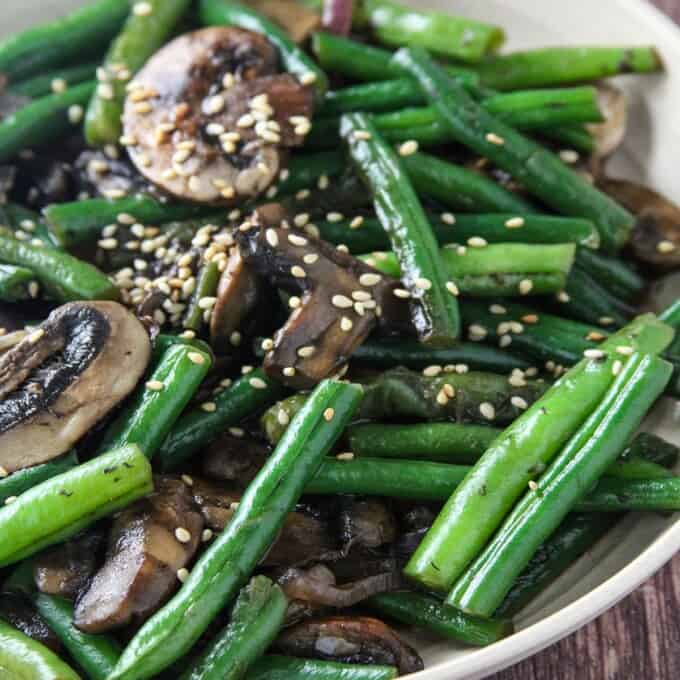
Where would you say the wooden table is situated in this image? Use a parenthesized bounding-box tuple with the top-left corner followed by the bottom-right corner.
(492, 1, 680, 677)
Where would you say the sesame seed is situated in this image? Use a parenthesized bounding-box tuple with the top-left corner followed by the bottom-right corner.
(261, 338, 274, 351)
(336, 452, 355, 461)
(657, 240, 677, 254)
(237, 113, 255, 128)
(303, 253, 319, 265)
(441, 212, 456, 225)
(443, 384, 455, 398)
(300, 72, 318, 86)
(5, 496, 18, 505)
(499, 335, 512, 348)
(198, 296, 217, 310)
(146, 380, 165, 391)
(288, 296, 301, 309)
(423, 365, 442, 377)
(508, 373, 527, 388)
(352, 290, 372, 302)
(398, 140, 419, 156)
(297, 346, 316, 358)
(282, 367, 296, 377)
(277, 409, 290, 426)
(188, 352, 205, 365)
(467, 236, 488, 248)
(519, 279, 534, 295)
(324, 408, 335, 421)
(393, 288, 411, 299)
(229, 427, 245, 438)
(490, 304, 507, 315)
(612, 360, 623, 376)
(175, 527, 191, 543)
(528, 480, 539, 491)
(288, 233, 308, 246)
(177, 568, 189, 583)
(340, 317, 353, 332)
(446, 281, 459, 296)
(415, 277, 432, 291)
(584, 349, 606, 360)
(486, 132, 505, 145)
(97, 83, 114, 100)
(68, 104, 84, 124)
(28, 329, 45, 343)
(241, 365, 254, 374)
(201, 402, 217, 413)
(436, 389, 449, 406)
(616, 345, 634, 356)
(457, 246, 467, 256)
(291, 265, 306, 278)
(586, 331, 607, 341)
(559, 149, 580, 164)
(511, 396, 529, 410)
(599, 316, 615, 326)
(133, 1, 152, 15)
(468, 324, 488, 339)
(358, 273, 380, 287)
(332, 294, 353, 309)
(480, 402, 496, 420)
(98, 237, 118, 250)
(505, 217, 525, 229)
(51, 77, 67, 93)
(556, 291, 571, 303)
(250, 377, 268, 389)
(350, 216, 364, 230)
(353, 130, 372, 141)
(0, 466, 7, 478)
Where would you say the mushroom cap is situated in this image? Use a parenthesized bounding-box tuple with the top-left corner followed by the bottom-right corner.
(122, 27, 313, 205)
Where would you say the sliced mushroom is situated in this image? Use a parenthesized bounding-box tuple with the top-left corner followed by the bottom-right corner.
(123, 27, 314, 205)
(339, 498, 397, 552)
(0, 301, 150, 474)
(190, 479, 341, 567)
(599, 178, 680, 268)
(247, 0, 321, 44)
(274, 616, 424, 675)
(74, 477, 204, 633)
(235, 218, 401, 388)
(201, 434, 270, 488)
(0, 593, 60, 653)
(587, 84, 627, 158)
(278, 564, 402, 610)
(33, 528, 106, 599)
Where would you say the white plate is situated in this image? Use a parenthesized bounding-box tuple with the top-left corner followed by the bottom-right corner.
(2, 1, 679, 678)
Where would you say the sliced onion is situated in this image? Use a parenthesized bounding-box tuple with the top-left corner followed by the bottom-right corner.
(322, 0, 354, 36)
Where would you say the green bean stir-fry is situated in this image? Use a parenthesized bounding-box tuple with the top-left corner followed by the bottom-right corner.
(0, 0, 678, 677)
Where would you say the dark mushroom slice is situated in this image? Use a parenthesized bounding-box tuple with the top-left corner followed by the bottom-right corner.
(274, 616, 424, 675)
(0, 593, 60, 653)
(278, 564, 402, 611)
(247, 0, 321, 44)
(201, 433, 270, 488)
(587, 84, 627, 158)
(75, 149, 155, 201)
(339, 498, 398, 552)
(235, 219, 402, 388)
(190, 478, 341, 567)
(122, 27, 314, 205)
(74, 477, 204, 634)
(0, 301, 150, 474)
(599, 178, 680, 268)
(33, 528, 106, 600)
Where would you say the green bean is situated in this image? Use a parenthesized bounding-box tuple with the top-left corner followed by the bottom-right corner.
(459, 300, 604, 367)
(623, 432, 679, 469)
(562, 266, 631, 327)
(182, 261, 221, 332)
(0, 445, 152, 568)
(361, 0, 503, 62)
(394, 47, 634, 252)
(342, 113, 460, 344)
(0, 81, 95, 162)
(659, 299, 680, 328)
(33, 594, 121, 680)
(246, 656, 398, 680)
(575, 248, 645, 301)
(0, 0, 129, 81)
(0, 619, 81, 680)
(474, 46, 663, 91)
(351, 338, 531, 373)
(9, 62, 98, 98)
(0, 264, 38, 302)
(316, 214, 599, 253)
(109, 380, 363, 680)
(576, 477, 680, 512)
(348, 422, 501, 464)
(85, 0, 192, 145)
(404, 313, 673, 592)
(367, 592, 512, 647)
(158, 368, 286, 471)
(306, 457, 470, 500)
(180, 576, 287, 680)
(312, 31, 473, 83)
(199, 0, 328, 96)
(402, 152, 533, 213)
(98, 344, 213, 460)
(43, 195, 211, 248)
(605, 456, 673, 481)
(0, 229, 119, 302)
(447, 353, 672, 616)
(496, 512, 618, 617)
(0, 451, 78, 506)
(540, 124, 595, 154)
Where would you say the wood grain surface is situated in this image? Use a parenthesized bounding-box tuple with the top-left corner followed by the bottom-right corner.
(490, 2, 680, 678)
